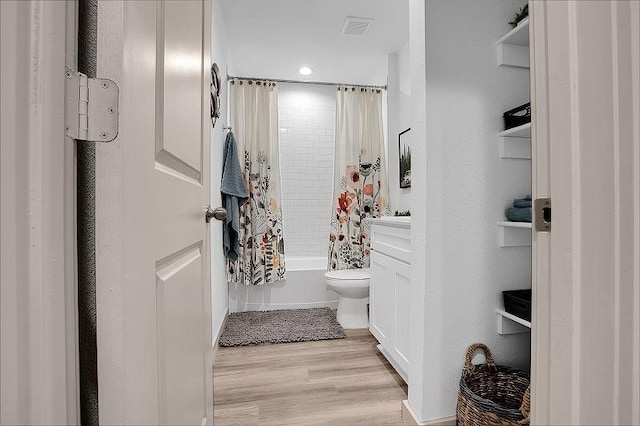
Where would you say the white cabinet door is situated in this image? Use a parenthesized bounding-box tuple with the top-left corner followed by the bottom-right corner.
(391, 259, 411, 374)
(370, 251, 392, 346)
(370, 250, 410, 379)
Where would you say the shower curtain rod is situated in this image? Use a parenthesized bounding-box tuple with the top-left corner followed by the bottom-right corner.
(227, 74, 387, 91)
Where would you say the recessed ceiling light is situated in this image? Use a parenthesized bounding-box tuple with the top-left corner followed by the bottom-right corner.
(299, 67, 312, 76)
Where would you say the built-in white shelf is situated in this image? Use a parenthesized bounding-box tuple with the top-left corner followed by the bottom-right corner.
(498, 221, 532, 247)
(498, 122, 531, 159)
(497, 17, 530, 46)
(497, 309, 531, 335)
(498, 122, 531, 138)
(496, 17, 530, 68)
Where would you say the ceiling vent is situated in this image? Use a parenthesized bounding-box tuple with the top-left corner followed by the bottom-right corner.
(340, 16, 373, 37)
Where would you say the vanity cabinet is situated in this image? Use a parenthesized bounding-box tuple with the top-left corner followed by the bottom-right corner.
(368, 217, 410, 383)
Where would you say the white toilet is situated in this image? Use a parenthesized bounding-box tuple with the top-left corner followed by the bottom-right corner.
(324, 268, 370, 329)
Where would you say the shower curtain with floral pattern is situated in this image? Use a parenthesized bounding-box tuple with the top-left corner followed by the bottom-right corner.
(328, 86, 389, 270)
(228, 79, 286, 285)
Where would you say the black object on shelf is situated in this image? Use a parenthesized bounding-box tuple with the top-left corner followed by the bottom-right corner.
(502, 289, 532, 321)
(503, 102, 531, 130)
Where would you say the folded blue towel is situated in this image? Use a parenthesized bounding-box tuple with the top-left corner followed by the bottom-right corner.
(505, 206, 532, 222)
(513, 198, 532, 208)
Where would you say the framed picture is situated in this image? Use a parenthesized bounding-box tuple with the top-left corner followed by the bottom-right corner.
(399, 128, 411, 188)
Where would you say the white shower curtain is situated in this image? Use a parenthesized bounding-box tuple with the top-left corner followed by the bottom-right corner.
(228, 79, 286, 285)
(328, 86, 389, 270)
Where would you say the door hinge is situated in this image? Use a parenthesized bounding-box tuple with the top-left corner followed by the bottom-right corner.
(534, 198, 551, 232)
(64, 67, 119, 142)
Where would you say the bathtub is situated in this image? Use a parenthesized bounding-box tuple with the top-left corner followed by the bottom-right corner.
(228, 256, 339, 312)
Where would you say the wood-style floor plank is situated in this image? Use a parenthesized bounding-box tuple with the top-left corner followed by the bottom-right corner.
(213, 329, 408, 425)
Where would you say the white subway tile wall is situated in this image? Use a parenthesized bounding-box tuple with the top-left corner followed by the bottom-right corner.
(278, 84, 336, 258)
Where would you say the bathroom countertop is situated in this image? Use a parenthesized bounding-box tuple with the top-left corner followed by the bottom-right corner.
(366, 216, 411, 229)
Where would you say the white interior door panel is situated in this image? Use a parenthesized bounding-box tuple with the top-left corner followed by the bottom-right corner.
(96, 1, 213, 424)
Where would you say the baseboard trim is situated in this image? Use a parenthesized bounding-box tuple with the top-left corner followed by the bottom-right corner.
(402, 400, 456, 426)
(212, 309, 229, 364)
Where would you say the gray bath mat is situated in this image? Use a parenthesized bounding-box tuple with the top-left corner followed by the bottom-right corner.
(218, 308, 346, 347)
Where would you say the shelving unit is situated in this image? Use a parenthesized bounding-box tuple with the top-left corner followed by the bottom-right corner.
(498, 122, 530, 138)
(496, 309, 531, 335)
(496, 18, 532, 247)
(498, 221, 532, 247)
(498, 122, 531, 159)
(495, 11, 533, 341)
(496, 17, 530, 68)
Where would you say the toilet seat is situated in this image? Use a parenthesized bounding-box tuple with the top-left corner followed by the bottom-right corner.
(324, 268, 370, 281)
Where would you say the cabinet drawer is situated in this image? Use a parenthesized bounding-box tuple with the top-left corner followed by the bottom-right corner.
(370, 224, 410, 262)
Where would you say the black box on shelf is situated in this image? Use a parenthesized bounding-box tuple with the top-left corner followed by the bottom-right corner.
(503, 102, 531, 130)
(502, 289, 532, 321)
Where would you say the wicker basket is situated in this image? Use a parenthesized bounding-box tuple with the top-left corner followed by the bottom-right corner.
(457, 343, 530, 426)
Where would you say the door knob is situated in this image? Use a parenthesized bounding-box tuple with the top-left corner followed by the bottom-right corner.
(206, 206, 227, 223)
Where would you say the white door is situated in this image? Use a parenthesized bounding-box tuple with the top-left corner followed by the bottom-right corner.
(530, 1, 640, 424)
(94, 1, 213, 425)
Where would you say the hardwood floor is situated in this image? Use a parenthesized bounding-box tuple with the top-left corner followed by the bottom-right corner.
(213, 329, 408, 425)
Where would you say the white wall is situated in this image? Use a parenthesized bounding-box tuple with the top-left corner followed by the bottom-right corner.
(409, 0, 530, 421)
(279, 84, 336, 257)
(211, 0, 234, 342)
(388, 41, 412, 213)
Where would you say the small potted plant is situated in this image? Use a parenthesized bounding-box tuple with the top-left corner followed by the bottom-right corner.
(509, 4, 528, 28)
